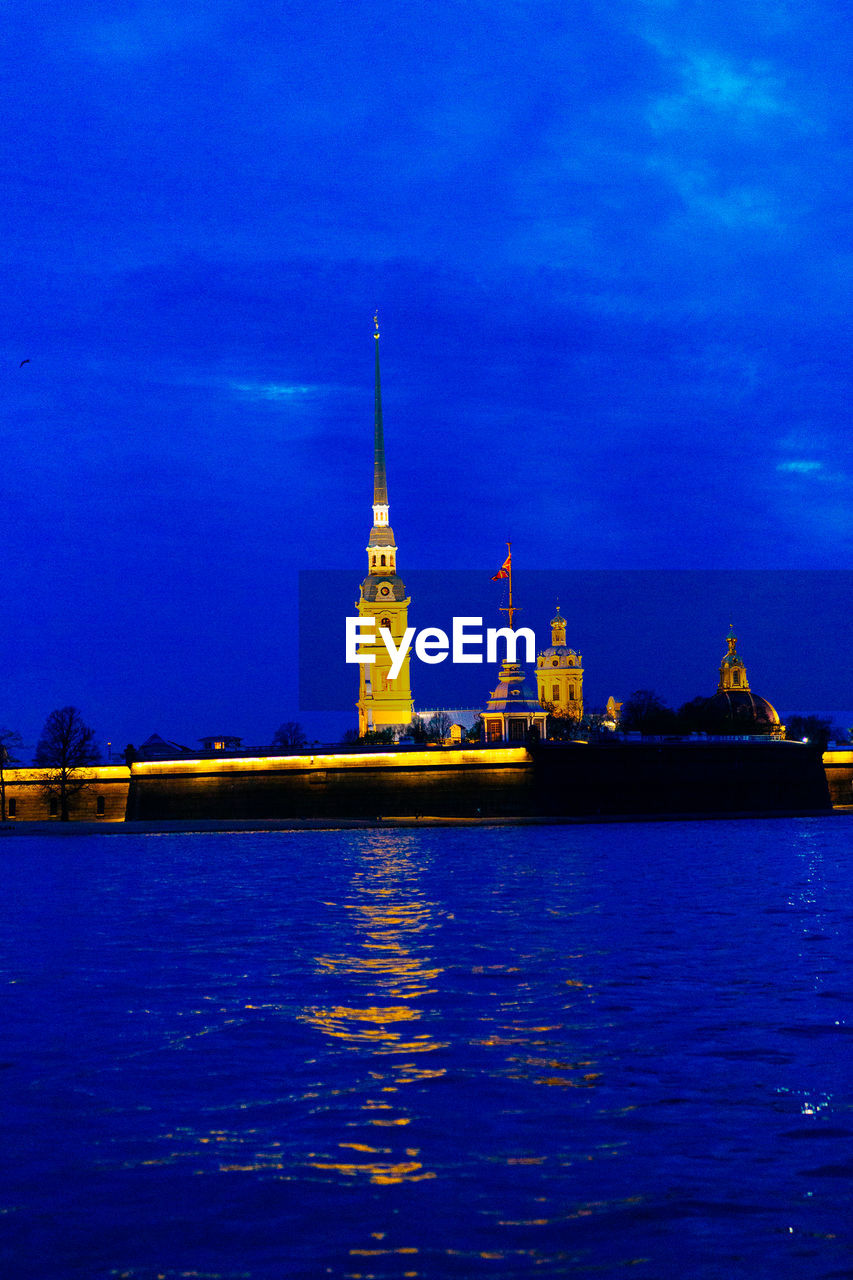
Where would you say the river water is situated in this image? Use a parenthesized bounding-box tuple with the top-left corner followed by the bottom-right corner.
(1, 818, 852, 1278)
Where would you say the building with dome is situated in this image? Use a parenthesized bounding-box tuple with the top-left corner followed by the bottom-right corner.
(535, 606, 583, 718)
(483, 660, 549, 744)
(702, 625, 785, 739)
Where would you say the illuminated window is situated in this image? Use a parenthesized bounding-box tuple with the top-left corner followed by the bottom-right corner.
(487, 719, 502, 742)
(96, 796, 105, 816)
(380, 617, 391, 630)
(8, 797, 15, 816)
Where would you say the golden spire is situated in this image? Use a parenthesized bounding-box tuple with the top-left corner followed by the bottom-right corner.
(373, 311, 387, 507)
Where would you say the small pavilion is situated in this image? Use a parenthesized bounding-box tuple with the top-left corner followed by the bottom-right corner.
(482, 545, 548, 743)
(483, 661, 549, 744)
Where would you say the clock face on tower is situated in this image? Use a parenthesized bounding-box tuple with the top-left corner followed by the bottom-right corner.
(379, 584, 391, 597)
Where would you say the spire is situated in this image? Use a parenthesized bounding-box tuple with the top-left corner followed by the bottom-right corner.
(357, 313, 412, 737)
(718, 623, 750, 692)
(365, 313, 396, 574)
(373, 311, 388, 507)
(550, 603, 566, 648)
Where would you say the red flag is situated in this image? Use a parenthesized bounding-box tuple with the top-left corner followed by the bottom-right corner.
(491, 552, 511, 581)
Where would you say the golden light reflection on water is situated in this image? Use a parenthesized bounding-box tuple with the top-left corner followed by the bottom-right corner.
(302, 834, 446, 1184)
(470, 980, 600, 1093)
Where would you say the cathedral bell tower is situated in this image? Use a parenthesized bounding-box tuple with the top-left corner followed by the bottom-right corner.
(535, 604, 584, 719)
(356, 316, 414, 736)
(718, 624, 750, 692)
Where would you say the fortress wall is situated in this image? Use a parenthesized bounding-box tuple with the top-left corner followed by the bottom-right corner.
(822, 749, 853, 808)
(532, 740, 831, 816)
(1, 742, 834, 823)
(2, 767, 131, 822)
(126, 741, 831, 821)
(128, 752, 534, 821)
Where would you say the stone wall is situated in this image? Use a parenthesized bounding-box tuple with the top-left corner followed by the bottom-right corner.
(127, 748, 532, 821)
(1, 741, 834, 823)
(126, 741, 830, 821)
(2, 767, 131, 822)
(822, 748, 853, 808)
(531, 739, 830, 816)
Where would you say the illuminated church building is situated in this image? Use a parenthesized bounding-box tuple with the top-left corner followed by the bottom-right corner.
(356, 319, 414, 736)
(706, 625, 785, 739)
(354, 326, 585, 741)
(535, 606, 583, 717)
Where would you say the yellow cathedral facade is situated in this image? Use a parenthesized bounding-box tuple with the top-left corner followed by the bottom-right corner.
(356, 317, 414, 736)
(535, 606, 584, 718)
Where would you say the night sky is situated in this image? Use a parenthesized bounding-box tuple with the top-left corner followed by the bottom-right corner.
(4, 1, 852, 753)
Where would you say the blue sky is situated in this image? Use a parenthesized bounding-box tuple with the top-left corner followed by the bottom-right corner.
(3, 0, 851, 750)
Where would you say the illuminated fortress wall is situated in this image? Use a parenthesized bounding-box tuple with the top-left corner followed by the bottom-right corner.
(1, 742, 832, 823)
(2, 767, 131, 821)
(126, 748, 533, 821)
(126, 741, 830, 821)
(822, 748, 853, 808)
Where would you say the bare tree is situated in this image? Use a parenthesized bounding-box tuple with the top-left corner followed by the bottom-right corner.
(542, 703, 581, 742)
(466, 715, 484, 743)
(0, 727, 23, 822)
(272, 720, 308, 748)
(34, 707, 101, 821)
(410, 716, 429, 743)
(619, 690, 677, 735)
(425, 711, 453, 743)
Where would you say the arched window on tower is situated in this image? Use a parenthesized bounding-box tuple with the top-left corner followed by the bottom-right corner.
(380, 617, 392, 631)
(380, 554, 386, 566)
(733, 669, 741, 686)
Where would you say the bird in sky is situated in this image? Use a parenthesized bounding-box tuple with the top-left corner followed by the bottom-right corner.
(19, 359, 29, 366)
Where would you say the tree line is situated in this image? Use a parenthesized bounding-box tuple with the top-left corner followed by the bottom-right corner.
(3, 703, 850, 823)
(613, 690, 848, 750)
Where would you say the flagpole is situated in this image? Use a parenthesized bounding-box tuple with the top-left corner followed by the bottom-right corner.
(506, 541, 513, 629)
(498, 541, 514, 630)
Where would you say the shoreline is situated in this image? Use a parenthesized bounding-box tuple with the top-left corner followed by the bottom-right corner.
(1, 809, 848, 836)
